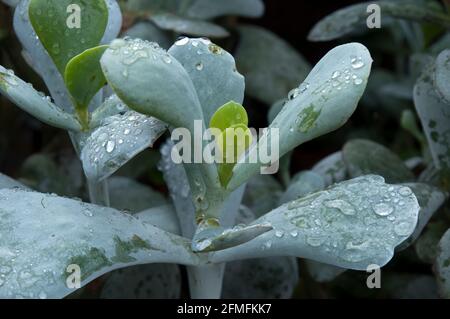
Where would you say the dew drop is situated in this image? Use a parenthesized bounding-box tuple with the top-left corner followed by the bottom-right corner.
(373, 202, 394, 216)
(324, 199, 356, 215)
(351, 57, 365, 69)
(175, 37, 189, 46)
(195, 62, 204, 71)
(353, 78, 363, 85)
(275, 230, 284, 238)
(290, 230, 298, 238)
(106, 140, 115, 153)
(394, 221, 413, 236)
(398, 187, 412, 197)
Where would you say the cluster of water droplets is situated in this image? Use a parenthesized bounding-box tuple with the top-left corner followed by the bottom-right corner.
(260, 175, 418, 265)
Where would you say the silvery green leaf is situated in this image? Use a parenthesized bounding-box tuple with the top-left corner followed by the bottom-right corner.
(436, 229, 450, 298)
(414, 64, 450, 169)
(308, 0, 450, 42)
(305, 261, 346, 283)
(0, 188, 198, 299)
(435, 49, 450, 103)
(415, 221, 448, 264)
(80, 111, 166, 182)
(102, 0, 123, 44)
(135, 204, 181, 235)
(108, 177, 167, 213)
(0, 66, 82, 131)
(342, 139, 415, 183)
(222, 257, 298, 299)
(312, 151, 347, 187)
(397, 183, 447, 250)
(235, 25, 311, 105)
(90, 94, 130, 128)
(150, 13, 229, 38)
(229, 43, 372, 190)
(101, 38, 204, 130)
(268, 99, 285, 124)
(279, 171, 325, 205)
(212, 175, 420, 271)
(124, 21, 172, 49)
(186, 0, 264, 19)
(100, 264, 181, 299)
(430, 32, 450, 55)
(168, 37, 245, 123)
(242, 175, 283, 218)
(0, 173, 29, 190)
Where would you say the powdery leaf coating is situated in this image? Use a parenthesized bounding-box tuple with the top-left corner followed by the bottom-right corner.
(342, 139, 415, 183)
(212, 175, 420, 271)
(101, 264, 181, 299)
(235, 25, 311, 105)
(0, 66, 81, 131)
(0, 188, 198, 299)
(186, 0, 264, 19)
(150, 13, 229, 38)
(308, 0, 450, 42)
(0, 173, 29, 190)
(436, 229, 450, 298)
(414, 64, 450, 170)
(168, 37, 245, 123)
(312, 151, 348, 186)
(101, 38, 203, 130)
(80, 111, 166, 182)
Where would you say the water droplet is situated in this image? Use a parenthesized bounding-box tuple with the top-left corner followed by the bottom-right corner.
(163, 56, 172, 64)
(106, 141, 115, 153)
(124, 128, 130, 135)
(83, 208, 93, 217)
(175, 37, 189, 46)
(331, 71, 341, 79)
(324, 199, 356, 215)
(275, 230, 284, 238)
(290, 230, 298, 238)
(196, 62, 204, 71)
(306, 234, 326, 247)
(373, 202, 394, 216)
(262, 241, 272, 250)
(353, 78, 363, 85)
(288, 88, 300, 100)
(351, 57, 365, 69)
(398, 187, 412, 197)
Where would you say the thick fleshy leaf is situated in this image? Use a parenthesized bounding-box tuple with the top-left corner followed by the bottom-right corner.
(169, 38, 245, 123)
(90, 94, 130, 128)
(242, 175, 283, 218)
(124, 21, 172, 49)
(308, 0, 450, 42)
(80, 111, 166, 182)
(279, 171, 325, 205)
(312, 151, 347, 186)
(415, 221, 448, 264)
(64, 45, 109, 126)
(436, 229, 450, 298)
(342, 139, 415, 183)
(135, 205, 181, 235)
(397, 183, 447, 250)
(101, 38, 203, 130)
(0, 173, 29, 190)
(435, 49, 450, 103)
(305, 261, 346, 283)
(108, 177, 167, 213)
(186, 0, 264, 19)
(150, 13, 229, 38)
(0, 188, 198, 299)
(29, 0, 108, 75)
(100, 264, 181, 299)
(0, 66, 82, 131)
(235, 25, 311, 105)
(229, 43, 372, 190)
(222, 257, 298, 299)
(414, 64, 450, 170)
(212, 175, 420, 271)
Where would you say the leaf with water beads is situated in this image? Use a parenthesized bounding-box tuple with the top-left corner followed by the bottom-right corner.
(101, 38, 203, 130)
(80, 111, 166, 182)
(0, 66, 82, 131)
(228, 43, 372, 191)
(211, 175, 420, 271)
(0, 188, 198, 298)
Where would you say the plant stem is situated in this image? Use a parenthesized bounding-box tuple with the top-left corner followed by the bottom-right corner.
(87, 179, 110, 206)
(187, 264, 225, 299)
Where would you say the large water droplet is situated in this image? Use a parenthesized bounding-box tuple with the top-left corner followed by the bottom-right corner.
(106, 140, 115, 153)
(373, 202, 394, 216)
(324, 199, 356, 215)
(175, 37, 189, 46)
(351, 57, 365, 69)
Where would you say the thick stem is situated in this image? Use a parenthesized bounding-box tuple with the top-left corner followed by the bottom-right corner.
(87, 179, 110, 206)
(187, 264, 225, 299)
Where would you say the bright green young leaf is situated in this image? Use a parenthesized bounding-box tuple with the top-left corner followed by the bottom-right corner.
(0, 188, 199, 298)
(212, 175, 420, 271)
(228, 43, 372, 191)
(342, 139, 415, 184)
(64, 45, 108, 128)
(28, 0, 108, 75)
(210, 101, 248, 132)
